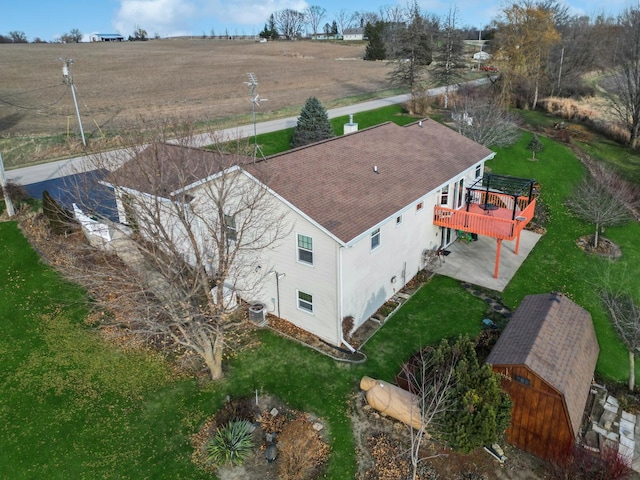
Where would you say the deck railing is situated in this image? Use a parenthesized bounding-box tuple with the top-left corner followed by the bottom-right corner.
(434, 196, 536, 241)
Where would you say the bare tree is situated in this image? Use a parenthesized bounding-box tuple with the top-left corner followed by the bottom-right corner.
(274, 9, 306, 40)
(70, 28, 82, 43)
(305, 6, 326, 38)
(600, 277, 640, 391)
(604, 7, 640, 149)
(565, 161, 632, 248)
(68, 122, 290, 380)
(432, 8, 464, 108)
(335, 9, 352, 36)
(401, 342, 459, 480)
(350, 11, 379, 29)
(8, 31, 27, 43)
(451, 86, 520, 148)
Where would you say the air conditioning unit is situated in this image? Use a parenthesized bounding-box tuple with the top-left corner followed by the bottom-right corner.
(248, 302, 267, 326)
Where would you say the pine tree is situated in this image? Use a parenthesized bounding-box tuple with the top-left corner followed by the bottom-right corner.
(439, 337, 512, 453)
(291, 97, 335, 148)
(388, 2, 432, 92)
(363, 22, 386, 61)
(527, 134, 544, 160)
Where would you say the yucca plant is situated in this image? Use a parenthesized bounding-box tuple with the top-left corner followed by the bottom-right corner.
(207, 419, 255, 466)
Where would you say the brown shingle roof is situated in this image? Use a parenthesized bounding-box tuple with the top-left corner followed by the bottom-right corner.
(113, 120, 493, 243)
(252, 119, 493, 243)
(108, 143, 252, 199)
(486, 293, 599, 437)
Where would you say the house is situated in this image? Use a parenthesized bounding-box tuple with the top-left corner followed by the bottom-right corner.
(342, 28, 365, 41)
(486, 293, 599, 460)
(106, 119, 498, 349)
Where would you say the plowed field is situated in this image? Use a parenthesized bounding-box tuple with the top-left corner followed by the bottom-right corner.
(1, 39, 392, 136)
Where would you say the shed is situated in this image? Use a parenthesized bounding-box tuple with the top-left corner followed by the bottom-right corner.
(486, 293, 599, 460)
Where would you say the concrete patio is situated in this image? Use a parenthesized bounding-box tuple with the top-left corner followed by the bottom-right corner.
(432, 230, 543, 292)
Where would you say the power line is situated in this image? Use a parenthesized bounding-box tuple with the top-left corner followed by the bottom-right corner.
(0, 85, 69, 110)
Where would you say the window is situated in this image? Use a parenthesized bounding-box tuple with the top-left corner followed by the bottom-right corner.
(416, 202, 424, 211)
(297, 290, 313, 313)
(475, 164, 482, 179)
(396, 215, 402, 226)
(224, 214, 236, 242)
(514, 374, 530, 386)
(297, 234, 313, 264)
(440, 185, 449, 205)
(371, 228, 380, 250)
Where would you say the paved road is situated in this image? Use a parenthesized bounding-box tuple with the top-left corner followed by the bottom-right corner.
(6, 78, 490, 187)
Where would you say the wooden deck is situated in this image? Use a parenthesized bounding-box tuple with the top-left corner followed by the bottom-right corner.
(433, 192, 537, 278)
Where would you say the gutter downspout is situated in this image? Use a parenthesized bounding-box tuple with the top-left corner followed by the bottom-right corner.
(337, 244, 356, 353)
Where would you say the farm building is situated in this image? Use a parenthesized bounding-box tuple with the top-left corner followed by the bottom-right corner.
(342, 28, 365, 41)
(486, 293, 599, 460)
(90, 33, 124, 42)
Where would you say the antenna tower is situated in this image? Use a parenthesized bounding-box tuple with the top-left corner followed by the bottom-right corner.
(244, 73, 267, 160)
(60, 58, 87, 147)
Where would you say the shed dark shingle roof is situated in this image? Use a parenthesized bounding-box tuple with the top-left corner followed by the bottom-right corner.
(486, 293, 599, 437)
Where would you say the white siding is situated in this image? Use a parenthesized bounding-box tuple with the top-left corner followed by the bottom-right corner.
(248, 201, 342, 345)
(340, 165, 482, 329)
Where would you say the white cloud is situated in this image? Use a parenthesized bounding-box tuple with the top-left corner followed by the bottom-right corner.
(202, 0, 309, 27)
(114, 0, 197, 37)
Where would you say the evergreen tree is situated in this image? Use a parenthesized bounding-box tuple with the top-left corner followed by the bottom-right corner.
(291, 97, 335, 148)
(331, 20, 338, 35)
(439, 337, 512, 453)
(389, 2, 432, 92)
(527, 134, 544, 160)
(364, 21, 387, 61)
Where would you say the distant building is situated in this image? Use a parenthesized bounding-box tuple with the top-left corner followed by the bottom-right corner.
(91, 33, 124, 42)
(473, 51, 492, 61)
(342, 28, 365, 41)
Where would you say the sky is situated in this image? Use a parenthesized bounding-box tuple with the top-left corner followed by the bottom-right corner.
(2, 0, 637, 42)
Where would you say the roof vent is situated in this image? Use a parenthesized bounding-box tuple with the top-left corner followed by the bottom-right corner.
(373, 165, 379, 174)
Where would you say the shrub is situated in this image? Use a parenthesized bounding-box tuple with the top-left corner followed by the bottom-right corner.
(277, 418, 329, 480)
(545, 445, 632, 480)
(206, 419, 255, 466)
(214, 397, 257, 428)
(42, 190, 76, 235)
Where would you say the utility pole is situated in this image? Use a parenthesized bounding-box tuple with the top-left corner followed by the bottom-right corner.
(244, 73, 267, 160)
(0, 153, 15, 217)
(61, 58, 87, 147)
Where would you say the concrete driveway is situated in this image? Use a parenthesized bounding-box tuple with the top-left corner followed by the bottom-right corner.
(432, 230, 543, 292)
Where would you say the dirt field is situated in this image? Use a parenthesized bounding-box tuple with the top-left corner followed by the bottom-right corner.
(0, 39, 393, 137)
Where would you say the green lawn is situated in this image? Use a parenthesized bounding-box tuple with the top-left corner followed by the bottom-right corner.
(255, 104, 416, 156)
(491, 128, 636, 384)
(2, 106, 639, 477)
